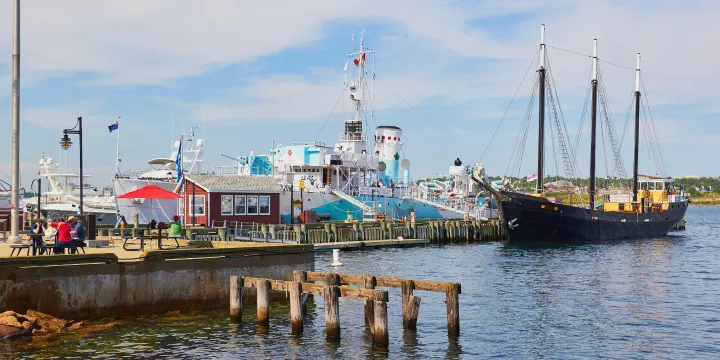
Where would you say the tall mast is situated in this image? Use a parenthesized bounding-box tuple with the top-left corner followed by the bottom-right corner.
(589, 39, 599, 210)
(537, 24, 546, 194)
(9, 0, 21, 244)
(632, 53, 641, 201)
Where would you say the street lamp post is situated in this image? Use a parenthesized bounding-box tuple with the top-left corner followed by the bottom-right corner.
(60, 117, 83, 214)
(30, 178, 41, 220)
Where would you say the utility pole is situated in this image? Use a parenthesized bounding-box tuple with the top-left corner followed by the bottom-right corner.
(9, 0, 21, 244)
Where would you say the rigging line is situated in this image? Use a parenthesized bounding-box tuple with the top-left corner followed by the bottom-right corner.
(314, 84, 349, 143)
(545, 44, 634, 70)
(118, 140, 171, 155)
(479, 47, 540, 162)
(373, 76, 479, 156)
(640, 74, 668, 175)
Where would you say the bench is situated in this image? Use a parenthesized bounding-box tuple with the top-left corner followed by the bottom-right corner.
(9, 244, 30, 257)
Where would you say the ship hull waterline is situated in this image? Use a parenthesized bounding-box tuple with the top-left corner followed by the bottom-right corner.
(500, 192, 688, 242)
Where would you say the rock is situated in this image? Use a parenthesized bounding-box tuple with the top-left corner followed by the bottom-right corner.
(0, 324, 31, 340)
(0, 316, 23, 329)
(67, 321, 85, 331)
(25, 310, 69, 332)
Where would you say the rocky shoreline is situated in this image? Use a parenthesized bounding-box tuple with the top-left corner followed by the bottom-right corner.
(0, 310, 119, 341)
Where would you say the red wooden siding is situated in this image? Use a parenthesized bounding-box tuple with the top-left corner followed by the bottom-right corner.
(184, 180, 209, 226)
(182, 178, 281, 225)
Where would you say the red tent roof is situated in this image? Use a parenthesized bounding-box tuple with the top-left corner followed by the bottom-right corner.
(117, 184, 181, 199)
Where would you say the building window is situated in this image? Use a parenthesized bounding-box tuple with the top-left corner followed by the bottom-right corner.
(189, 195, 205, 216)
(221, 195, 233, 216)
(234, 195, 246, 215)
(259, 196, 270, 215)
(247, 196, 258, 215)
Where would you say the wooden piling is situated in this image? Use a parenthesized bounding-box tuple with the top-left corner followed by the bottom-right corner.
(289, 281, 303, 334)
(326, 272, 340, 286)
(401, 279, 416, 330)
(372, 290, 389, 347)
(364, 275, 377, 330)
(406, 296, 421, 330)
(230, 275, 243, 323)
(257, 279, 270, 326)
(446, 282, 461, 336)
(324, 285, 341, 341)
(293, 270, 310, 313)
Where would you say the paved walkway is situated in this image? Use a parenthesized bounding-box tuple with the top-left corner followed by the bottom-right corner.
(0, 236, 296, 261)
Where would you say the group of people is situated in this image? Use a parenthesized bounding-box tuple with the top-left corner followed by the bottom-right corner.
(30, 216, 86, 255)
(147, 215, 183, 237)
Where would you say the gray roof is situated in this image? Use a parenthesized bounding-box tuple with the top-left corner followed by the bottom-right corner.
(185, 174, 283, 192)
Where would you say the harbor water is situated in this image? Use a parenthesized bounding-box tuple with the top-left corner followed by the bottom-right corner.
(5, 206, 720, 359)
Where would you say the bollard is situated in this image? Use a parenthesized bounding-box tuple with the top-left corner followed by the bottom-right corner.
(289, 281, 303, 334)
(330, 248, 343, 267)
(230, 276, 243, 323)
(372, 290, 389, 347)
(324, 285, 341, 341)
(446, 282, 461, 336)
(364, 275, 377, 330)
(257, 279, 270, 326)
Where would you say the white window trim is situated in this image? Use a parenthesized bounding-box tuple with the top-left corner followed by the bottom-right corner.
(220, 195, 234, 216)
(189, 195, 206, 216)
(259, 195, 271, 215)
(234, 195, 246, 215)
(246, 195, 259, 215)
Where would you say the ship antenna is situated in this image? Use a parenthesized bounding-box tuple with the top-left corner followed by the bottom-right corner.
(632, 53, 641, 203)
(589, 39, 599, 210)
(536, 24, 546, 193)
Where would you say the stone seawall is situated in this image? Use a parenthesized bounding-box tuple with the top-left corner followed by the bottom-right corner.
(0, 245, 314, 319)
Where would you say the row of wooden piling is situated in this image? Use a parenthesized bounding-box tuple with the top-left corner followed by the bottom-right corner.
(222, 219, 507, 244)
(229, 270, 462, 348)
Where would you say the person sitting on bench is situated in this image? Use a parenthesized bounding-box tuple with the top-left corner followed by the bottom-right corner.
(30, 219, 47, 255)
(68, 216, 86, 253)
(49, 217, 72, 254)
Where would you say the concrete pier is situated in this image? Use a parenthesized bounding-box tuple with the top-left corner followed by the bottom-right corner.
(0, 243, 314, 319)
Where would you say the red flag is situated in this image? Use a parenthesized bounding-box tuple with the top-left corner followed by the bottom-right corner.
(362, 53, 366, 61)
(353, 58, 359, 66)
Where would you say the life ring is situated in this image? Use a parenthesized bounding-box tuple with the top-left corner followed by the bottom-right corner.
(642, 190, 651, 198)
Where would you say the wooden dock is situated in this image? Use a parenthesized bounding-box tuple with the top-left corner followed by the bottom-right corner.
(229, 270, 462, 348)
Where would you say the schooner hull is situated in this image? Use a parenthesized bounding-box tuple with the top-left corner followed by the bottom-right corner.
(500, 191, 688, 242)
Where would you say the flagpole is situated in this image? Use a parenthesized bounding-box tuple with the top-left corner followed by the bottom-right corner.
(115, 116, 121, 176)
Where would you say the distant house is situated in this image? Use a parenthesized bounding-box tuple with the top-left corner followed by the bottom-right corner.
(182, 174, 282, 226)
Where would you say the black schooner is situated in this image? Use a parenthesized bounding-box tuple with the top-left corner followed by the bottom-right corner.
(479, 25, 688, 242)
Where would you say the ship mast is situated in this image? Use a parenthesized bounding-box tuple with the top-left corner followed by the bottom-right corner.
(536, 24, 546, 194)
(589, 39, 599, 210)
(632, 53, 641, 202)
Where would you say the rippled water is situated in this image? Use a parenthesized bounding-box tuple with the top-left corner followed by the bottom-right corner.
(5, 206, 720, 359)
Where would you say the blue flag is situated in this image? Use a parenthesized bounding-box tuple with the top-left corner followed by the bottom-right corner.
(108, 121, 119, 132)
(175, 139, 183, 182)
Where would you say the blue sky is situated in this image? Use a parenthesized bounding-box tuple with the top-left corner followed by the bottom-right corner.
(1, 0, 718, 190)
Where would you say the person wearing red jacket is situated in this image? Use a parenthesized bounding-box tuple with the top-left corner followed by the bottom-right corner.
(49, 217, 72, 254)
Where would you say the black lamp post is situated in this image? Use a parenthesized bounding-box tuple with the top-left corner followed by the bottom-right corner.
(60, 117, 83, 214)
(30, 178, 41, 220)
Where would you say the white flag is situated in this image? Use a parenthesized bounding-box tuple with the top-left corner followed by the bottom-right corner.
(343, 58, 349, 83)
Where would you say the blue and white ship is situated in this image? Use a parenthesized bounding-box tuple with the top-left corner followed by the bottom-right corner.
(217, 31, 498, 222)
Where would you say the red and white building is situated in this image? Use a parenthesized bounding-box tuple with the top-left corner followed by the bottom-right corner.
(182, 175, 282, 226)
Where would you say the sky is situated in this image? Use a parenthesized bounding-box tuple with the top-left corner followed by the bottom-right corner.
(0, 0, 718, 191)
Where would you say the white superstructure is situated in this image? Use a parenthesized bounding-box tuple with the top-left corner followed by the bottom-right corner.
(113, 131, 204, 224)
